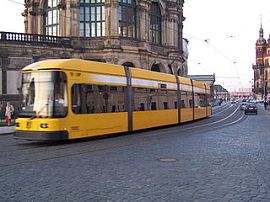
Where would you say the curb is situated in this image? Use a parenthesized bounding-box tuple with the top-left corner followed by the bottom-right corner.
(0, 132, 14, 135)
(0, 126, 15, 135)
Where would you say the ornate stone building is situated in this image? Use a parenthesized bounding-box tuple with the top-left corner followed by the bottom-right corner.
(252, 24, 270, 98)
(22, 0, 185, 73)
(0, 0, 186, 117)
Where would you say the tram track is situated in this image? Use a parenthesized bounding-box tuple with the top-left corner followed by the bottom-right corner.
(211, 103, 234, 116)
(1, 103, 246, 168)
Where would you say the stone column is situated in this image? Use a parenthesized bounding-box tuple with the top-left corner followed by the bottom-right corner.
(137, 0, 150, 42)
(105, 0, 119, 37)
(70, 0, 80, 37)
(0, 54, 8, 94)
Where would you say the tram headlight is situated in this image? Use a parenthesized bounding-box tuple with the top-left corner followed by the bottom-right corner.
(40, 123, 50, 129)
(16, 122, 20, 127)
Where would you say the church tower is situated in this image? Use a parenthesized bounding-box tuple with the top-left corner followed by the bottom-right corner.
(253, 22, 270, 98)
(255, 24, 267, 65)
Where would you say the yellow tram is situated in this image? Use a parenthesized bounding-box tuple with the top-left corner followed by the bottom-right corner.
(14, 59, 211, 140)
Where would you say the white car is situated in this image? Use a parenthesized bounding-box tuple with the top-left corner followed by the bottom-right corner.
(240, 102, 247, 110)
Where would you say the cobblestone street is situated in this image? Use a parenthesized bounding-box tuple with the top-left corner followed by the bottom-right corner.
(1, 104, 270, 201)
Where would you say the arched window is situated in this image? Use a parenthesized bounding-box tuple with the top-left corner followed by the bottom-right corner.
(150, 2, 161, 44)
(151, 63, 160, 72)
(43, 0, 59, 36)
(80, 0, 105, 37)
(122, 62, 135, 67)
(118, 0, 136, 38)
(177, 68, 182, 76)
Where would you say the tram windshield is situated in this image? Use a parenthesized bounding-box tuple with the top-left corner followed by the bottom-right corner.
(19, 71, 68, 118)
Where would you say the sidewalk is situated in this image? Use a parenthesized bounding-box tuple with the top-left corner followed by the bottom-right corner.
(0, 126, 15, 135)
(212, 101, 229, 110)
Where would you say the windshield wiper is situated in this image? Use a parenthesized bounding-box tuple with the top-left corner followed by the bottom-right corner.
(30, 115, 36, 120)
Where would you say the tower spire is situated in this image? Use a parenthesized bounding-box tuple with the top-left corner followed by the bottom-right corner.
(259, 15, 264, 37)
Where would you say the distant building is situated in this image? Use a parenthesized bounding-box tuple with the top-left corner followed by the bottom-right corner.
(252, 24, 270, 98)
(214, 84, 229, 101)
(229, 88, 253, 99)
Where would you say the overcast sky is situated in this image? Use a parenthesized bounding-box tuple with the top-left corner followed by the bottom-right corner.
(1, 0, 270, 91)
(183, 0, 270, 91)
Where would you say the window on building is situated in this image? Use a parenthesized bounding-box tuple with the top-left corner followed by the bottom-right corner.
(150, 2, 161, 45)
(80, 0, 105, 37)
(43, 0, 59, 36)
(118, 0, 136, 38)
(151, 64, 160, 72)
(265, 59, 269, 67)
(122, 62, 135, 67)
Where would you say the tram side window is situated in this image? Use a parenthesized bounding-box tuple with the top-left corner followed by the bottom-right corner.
(174, 101, 178, 109)
(200, 93, 207, 107)
(71, 84, 82, 114)
(206, 94, 211, 106)
(134, 88, 148, 111)
(134, 88, 177, 111)
(54, 72, 68, 117)
(158, 89, 167, 110)
(84, 84, 126, 114)
(168, 90, 177, 109)
(194, 93, 206, 108)
(159, 89, 177, 110)
(181, 91, 193, 108)
(194, 92, 199, 108)
(83, 85, 95, 113)
(149, 89, 158, 110)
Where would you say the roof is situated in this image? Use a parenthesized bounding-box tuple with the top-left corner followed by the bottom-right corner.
(187, 75, 215, 81)
(187, 75, 215, 85)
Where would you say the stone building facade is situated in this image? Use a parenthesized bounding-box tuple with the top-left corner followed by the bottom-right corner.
(23, 0, 186, 74)
(252, 24, 270, 99)
(0, 0, 186, 118)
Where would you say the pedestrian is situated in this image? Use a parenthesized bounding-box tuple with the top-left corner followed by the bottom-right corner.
(5, 102, 14, 126)
(219, 98, 223, 106)
(264, 101, 268, 110)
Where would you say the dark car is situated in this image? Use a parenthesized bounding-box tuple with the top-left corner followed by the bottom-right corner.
(244, 104, 258, 115)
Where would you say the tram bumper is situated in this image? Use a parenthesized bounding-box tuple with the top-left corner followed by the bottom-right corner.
(14, 130, 69, 141)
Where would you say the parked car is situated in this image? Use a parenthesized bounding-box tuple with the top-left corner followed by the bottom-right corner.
(240, 102, 247, 110)
(244, 104, 258, 115)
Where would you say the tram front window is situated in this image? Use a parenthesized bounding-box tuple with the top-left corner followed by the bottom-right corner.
(19, 71, 68, 118)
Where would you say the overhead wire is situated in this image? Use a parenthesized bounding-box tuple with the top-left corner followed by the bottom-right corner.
(6, 0, 23, 6)
(188, 59, 211, 74)
(184, 33, 241, 84)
